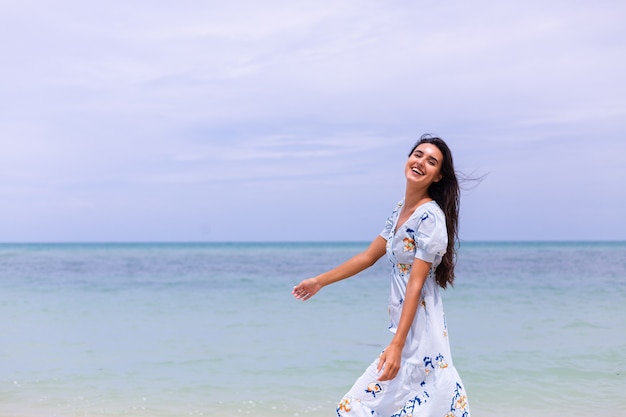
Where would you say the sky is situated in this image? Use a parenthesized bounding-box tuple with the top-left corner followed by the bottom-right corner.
(1, 0, 625, 242)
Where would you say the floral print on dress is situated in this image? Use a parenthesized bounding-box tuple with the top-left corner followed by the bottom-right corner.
(424, 354, 449, 370)
(447, 384, 470, 417)
(390, 391, 431, 417)
(365, 382, 383, 398)
(397, 263, 411, 275)
(455, 394, 469, 412)
(337, 397, 351, 413)
(403, 237, 415, 252)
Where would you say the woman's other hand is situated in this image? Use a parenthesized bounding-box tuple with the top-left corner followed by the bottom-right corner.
(292, 278, 321, 301)
(377, 343, 403, 381)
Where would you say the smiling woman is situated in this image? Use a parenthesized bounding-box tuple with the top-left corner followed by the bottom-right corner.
(292, 134, 470, 417)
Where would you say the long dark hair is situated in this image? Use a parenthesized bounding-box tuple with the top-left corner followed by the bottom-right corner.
(409, 134, 459, 288)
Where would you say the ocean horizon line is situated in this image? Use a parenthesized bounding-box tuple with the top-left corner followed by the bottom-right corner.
(0, 239, 624, 246)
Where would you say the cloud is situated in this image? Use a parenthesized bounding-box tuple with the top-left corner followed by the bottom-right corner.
(0, 0, 625, 241)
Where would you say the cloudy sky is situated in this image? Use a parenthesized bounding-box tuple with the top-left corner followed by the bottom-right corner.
(1, 0, 624, 242)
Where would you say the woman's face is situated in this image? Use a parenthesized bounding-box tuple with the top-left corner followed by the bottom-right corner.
(405, 143, 444, 187)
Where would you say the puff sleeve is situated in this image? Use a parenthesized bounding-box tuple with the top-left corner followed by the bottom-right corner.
(414, 208, 448, 265)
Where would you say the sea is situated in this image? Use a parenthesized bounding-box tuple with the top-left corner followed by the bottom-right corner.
(0, 241, 625, 417)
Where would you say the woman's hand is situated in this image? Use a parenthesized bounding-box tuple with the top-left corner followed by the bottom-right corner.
(377, 342, 403, 381)
(292, 278, 322, 301)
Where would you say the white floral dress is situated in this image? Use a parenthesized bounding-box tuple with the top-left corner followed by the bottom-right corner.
(337, 200, 470, 417)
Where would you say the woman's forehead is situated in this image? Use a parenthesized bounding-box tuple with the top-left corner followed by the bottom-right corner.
(415, 142, 443, 158)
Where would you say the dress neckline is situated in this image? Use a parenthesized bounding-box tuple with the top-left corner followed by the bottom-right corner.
(393, 199, 435, 234)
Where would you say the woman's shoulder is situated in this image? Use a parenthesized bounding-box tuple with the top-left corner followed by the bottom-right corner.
(415, 200, 444, 219)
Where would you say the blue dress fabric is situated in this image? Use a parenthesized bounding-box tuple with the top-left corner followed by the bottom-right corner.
(336, 200, 470, 417)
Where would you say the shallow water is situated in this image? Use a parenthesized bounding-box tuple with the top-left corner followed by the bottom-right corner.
(1, 242, 625, 416)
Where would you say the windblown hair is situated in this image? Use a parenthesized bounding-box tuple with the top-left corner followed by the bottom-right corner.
(409, 134, 460, 289)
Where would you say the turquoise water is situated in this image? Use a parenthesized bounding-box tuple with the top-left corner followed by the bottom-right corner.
(0, 242, 625, 417)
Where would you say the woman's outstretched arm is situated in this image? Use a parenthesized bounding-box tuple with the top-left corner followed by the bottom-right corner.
(292, 236, 387, 301)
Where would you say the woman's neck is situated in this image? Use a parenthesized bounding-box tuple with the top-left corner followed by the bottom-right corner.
(403, 184, 431, 211)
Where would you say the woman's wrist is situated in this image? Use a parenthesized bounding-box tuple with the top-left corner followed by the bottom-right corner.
(389, 337, 406, 349)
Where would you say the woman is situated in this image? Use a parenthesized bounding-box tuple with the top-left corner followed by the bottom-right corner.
(292, 135, 470, 417)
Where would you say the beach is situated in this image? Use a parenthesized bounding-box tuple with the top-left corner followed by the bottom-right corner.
(1, 242, 625, 417)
